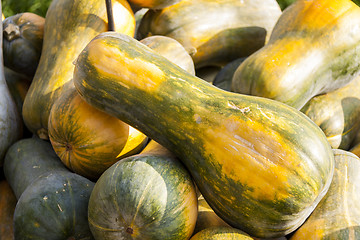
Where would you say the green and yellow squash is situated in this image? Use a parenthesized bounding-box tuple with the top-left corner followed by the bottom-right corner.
(0, 180, 16, 240)
(2, 12, 44, 78)
(190, 226, 253, 240)
(137, 0, 281, 68)
(88, 140, 198, 239)
(48, 84, 148, 180)
(3, 137, 68, 199)
(140, 35, 195, 75)
(14, 171, 95, 240)
(22, 0, 136, 139)
(128, 0, 183, 9)
(73, 32, 334, 238)
(0, 2, 22, 166)
(290, 150, 360, 239)
(301, 75, 360, 150)
(232, 0, 360, 110)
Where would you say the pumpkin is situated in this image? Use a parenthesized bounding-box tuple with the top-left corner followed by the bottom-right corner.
(232, 0, 360, 110)
(0, 180, 16, 240)
(301, 75, 360, 150)
(137, 0, 281, 68)
(3, 137, 68, 199)
(290, 149, 360, 239)
(48, 84, 148, 180)
(14, 171, 95, 240)
(2, 12, 44, 78)
(0, 1, 22, 166)
(22, 0, 136, 139)
(73, 32, 334, 238)
(190, 226, 253, 240)
(140, 35, 195, 75)
(88, 140, 198, 240)
(128, 0, 183, 9)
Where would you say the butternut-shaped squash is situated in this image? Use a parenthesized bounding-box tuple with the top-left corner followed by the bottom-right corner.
(137, 0, 281, 68)
(22, 0, 135, 139)
(290, 150, 360, 240)
(301, 75, 360, 150)
(73, 32, 334, 238)
(232, 0, 360, 110)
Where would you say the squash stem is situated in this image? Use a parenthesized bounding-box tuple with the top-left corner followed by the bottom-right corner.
(105, 0, 115, 31)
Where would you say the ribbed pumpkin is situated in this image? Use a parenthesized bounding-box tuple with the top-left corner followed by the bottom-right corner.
(232, 0, 360, 110)
(3, 137, 68, 199)
(137, 0, 282, 68)
(88, 140, 198, 239)
(190, 226, 253, 240)
(0, 1, 22, 166)
(73, 32, 334, 238)
(22, 0, 136, 139)
(2, 12, 44, 78)
(290, 149, 360, 239)
(14, 171, 95, 240)
(0, 180, 16, 240)
(48, 84, 148, 180)
(301, 75, 360, 150)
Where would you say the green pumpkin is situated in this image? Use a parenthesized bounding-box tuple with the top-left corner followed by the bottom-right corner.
(73, 32, 334, 238)
(88, 140, 198, 240)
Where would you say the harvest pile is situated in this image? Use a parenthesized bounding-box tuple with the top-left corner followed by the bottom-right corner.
(1, 0, 360, 239)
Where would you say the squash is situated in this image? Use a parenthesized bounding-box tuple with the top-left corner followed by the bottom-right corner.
(88, 140, 198, 240)
(290, 149, 360, 240)
(301, 75, 360, 150)
(22, 0, 136, 139)
(14, 170, 95, 240)
(0, 180, 16, 240)
(232, 0, 360, 110)
(140, 35, 195, 75)
(128, 0, 183, 9)
(3, 137, 68, 199)
(48, 84, 148, 180)
(137, 0, 282, 68)
(212, 57, 246, 92)
(193, 195, 230, 235)
(2, 12, 44, 78)
(73, 32, 334, 238)
(190, 226, 253, 240)
(0, 1, 22, 166)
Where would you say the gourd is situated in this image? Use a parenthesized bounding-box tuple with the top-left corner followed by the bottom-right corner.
(0, 180, 16, 240)
(128, 0, 183, 9)
(137, 0, 282, 68)
(190, 226, 253, 240)
(2, 12, 45, 78)
(14, 171, 95, 240)
(290, 150, 360, 239)
(232, 0, 360, 110)
(73, 32, 334, 238)
(3, 137, 68, 199)
(22, 0, 136, 139)
(48, 84, 148, 180)
(0, 1, 22, 166)
(301, 75, 360, 149)
(88, 140, 198, 240)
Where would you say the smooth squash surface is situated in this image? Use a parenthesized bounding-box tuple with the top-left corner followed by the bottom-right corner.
(73, 32, 334, 238)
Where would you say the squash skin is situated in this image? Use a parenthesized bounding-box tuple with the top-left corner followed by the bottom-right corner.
(137, 0, 281, 68)
(0, 2, 22, 166)
(73, 32, 335, 238)
(3, 137, 68, 199)
(88, 140, 198, 240)
(301, 75, 360, 150)
(48, 84, 148, 180)
(0, 180, 16, 240)
(290, 150, 360, 240)
(190, 226, 253, 240)
(2, 12, 44, 78)
(22, 0, 135, 139)
(128, 0, 183, 9)
(232, 0, 360, 110)
(14, 171, 95, 240)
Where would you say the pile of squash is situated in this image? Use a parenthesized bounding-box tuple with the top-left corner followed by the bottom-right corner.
(1, 0, 360, 239)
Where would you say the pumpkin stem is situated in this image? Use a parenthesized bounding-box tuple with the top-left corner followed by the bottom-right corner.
(105, 0, 115, 31)
(3, 23, 20, 41)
